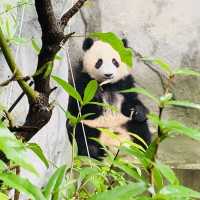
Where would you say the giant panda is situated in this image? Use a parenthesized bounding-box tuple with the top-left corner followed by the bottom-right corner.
(67, 37, 151, 160)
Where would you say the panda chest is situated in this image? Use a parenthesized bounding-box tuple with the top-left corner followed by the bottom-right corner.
(91, 91, 129, 128)
(102, 91, 124, 113)
(82, 91, 132, 151)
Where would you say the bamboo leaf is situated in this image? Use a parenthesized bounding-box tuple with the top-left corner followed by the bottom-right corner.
(120, 87, 159, 104)
(43, 165, 67, 200)
(83, 80, 98, 105)
(0, 192, 8, 200)
(155, 161, 179, 185)
(52, 76, 82, 103)
(114, 159, 144, 181)
(90, 32, 133, 67)
(142, 58, 172, 74)
(0, 172, 46, 200)
(152, 167, 164, 191)
(0, 124, 38, 175)
(0, 160, 7, 171)
(165, 100, 200, 110)
(88, 182, 147, 200)
(173, 68, 200, 77)
(163, 120, 200, 140)
(89, 102, 118, 112)
(160, 185, 200, 199)
(31, 38, 40, 54)
(27, 143, 49, 168)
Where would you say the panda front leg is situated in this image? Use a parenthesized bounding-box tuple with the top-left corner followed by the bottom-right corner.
(121, 94, 151, 148)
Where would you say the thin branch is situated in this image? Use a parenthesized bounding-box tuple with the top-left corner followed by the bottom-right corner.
(133, 49, 166, 92)
(61, 0, 88, 30)
(0, 26, 38, 101)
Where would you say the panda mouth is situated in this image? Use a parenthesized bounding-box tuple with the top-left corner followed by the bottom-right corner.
(100, 78, 114, 86)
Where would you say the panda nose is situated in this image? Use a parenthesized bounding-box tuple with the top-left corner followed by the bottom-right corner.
(104, 73, 113, 78)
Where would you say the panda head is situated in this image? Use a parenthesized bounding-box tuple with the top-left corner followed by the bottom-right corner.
(82, 38, 131, 84)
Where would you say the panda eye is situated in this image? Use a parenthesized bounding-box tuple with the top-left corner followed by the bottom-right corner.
(112, 58, 119, 68)
(95, 58, 103, 69)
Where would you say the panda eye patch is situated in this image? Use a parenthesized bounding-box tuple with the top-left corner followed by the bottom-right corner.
(112, 58, 119, 67)
(95, 58, 103, 69)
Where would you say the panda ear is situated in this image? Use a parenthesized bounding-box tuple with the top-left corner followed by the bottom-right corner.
(122, 38, 128, 48)
(82, 38, 94, 51)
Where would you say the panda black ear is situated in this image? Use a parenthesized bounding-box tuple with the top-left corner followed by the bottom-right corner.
(82, 38, 94, 51)
(122, 38, 128, 48)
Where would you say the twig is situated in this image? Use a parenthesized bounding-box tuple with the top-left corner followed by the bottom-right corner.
(133, 49, 166, 92)
(59, 32, 75, 47)
(0, 26, 38, 101)
(14, 166, 20, 200)
(3, 110, 14, 128)
(0, 81, 34, 122)
(61, 0, 88, 30)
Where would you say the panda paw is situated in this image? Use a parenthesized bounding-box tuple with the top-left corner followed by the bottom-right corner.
(130, 105, 148, 122)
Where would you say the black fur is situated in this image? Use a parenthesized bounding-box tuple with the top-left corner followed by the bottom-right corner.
(82, 38, 94, 51)
(67, 68, 151, 160)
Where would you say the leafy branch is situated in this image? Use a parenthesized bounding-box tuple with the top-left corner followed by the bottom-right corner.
(0, 0, 88, 142)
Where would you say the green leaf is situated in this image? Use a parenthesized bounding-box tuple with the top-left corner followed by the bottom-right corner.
(88, 182, 147, 200)
(65, 111, 78, 126)
(52, 76, 82, 103)
(31, 38, 41, 54)
(83, 80, 98, 105)
(0, 172, 46, 200)
(155, 162, 179, 185)
(11, 36, 27, 44)
(78, 113, 95, 121)
(145, 138, 158, 161)
(135, 197, 152, 200)
(162, 120, 200, 140)
(153, 59, 171, 74)
(120, 87, 159, 104)
(98, 128, 118, 140)
(159, 93, 173, 106)
(120, 145, 149, 168)
(160, 185, 200, 199)
(173, 68, 200, 77)
(90, 32, 133, 67)
(152, 167, 164, 191)
(0, 192, 8, 200)
(27, 143, 49, 168)
(89, 101, 118, 112)
(79, 167, 99, 179)
(165, 100, 200, 110)
(142, 58, 172, 75)
(0, 125, 38, 175)
(128, 132, 148, 149)
(114, 159, 144, 181)
(43, 165, 67, 200)
(55, 54, 63, 60)
(0, 160, 7, 171)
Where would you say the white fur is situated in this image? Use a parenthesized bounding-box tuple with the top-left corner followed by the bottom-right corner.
(82, 92, 132, 152)
(83, 41, 130, 84)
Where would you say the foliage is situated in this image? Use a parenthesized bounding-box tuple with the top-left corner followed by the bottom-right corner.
(0, 8, 200, 199)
